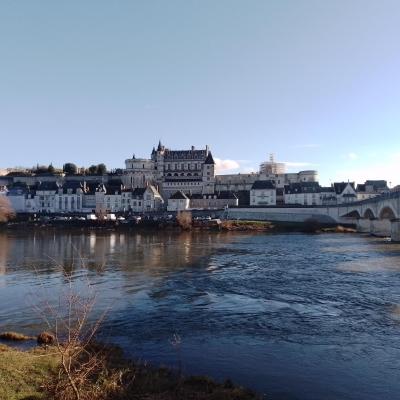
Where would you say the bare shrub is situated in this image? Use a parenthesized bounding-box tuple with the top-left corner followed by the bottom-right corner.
(33, 264, 113, 400)
(176, 211, 192, 230)
(0, 196, 14, 223)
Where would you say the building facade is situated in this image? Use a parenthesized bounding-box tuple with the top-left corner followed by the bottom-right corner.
(123, 142, 216, 199)
(250, 181, 277, 206)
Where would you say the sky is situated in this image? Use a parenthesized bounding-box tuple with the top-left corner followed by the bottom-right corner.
(1, 0, 400, 186)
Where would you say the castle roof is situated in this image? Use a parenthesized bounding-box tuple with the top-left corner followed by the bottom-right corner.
(204, 152, 215, 165)
(163, 148, 208, 161)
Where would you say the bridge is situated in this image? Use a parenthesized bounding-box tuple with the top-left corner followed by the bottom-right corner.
(337, 191, 400, 240)
(225, 191, 400, 241)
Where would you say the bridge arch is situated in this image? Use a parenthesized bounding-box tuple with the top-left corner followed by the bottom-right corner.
(342, 210, 361, 218)
(363, 208, 376, 219)
(379, 206, 397, 220)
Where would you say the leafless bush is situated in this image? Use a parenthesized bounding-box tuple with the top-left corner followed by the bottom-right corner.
(33, 263, 113, 400)
(176, 211, 192, 230)
(0, 196, 14, 223)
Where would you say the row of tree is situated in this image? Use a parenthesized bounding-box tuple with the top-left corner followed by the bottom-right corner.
(63, 163, 108, 176)
(29, 163, 109, 176)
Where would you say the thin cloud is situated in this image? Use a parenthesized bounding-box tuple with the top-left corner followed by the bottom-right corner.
(214, 158, 241, 174)
(347, 152, 358, 160)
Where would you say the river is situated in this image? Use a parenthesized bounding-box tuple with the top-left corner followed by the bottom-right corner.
(1, 229, 400, 400)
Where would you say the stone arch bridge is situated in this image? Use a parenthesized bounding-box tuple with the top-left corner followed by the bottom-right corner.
(225, 191, 400, 241)
(336, 191, 400, 240)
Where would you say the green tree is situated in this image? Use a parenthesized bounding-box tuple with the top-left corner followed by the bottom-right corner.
(63, 163, 78, 175)
(88, 165, 98, 175)
(97, 163, 107, 175)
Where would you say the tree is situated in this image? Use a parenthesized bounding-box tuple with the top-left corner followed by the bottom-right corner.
(63, 163, 78, 175)
(35, 165, 49, 174)
(97, 163, 107, 175)
(88, 165, 98, 175)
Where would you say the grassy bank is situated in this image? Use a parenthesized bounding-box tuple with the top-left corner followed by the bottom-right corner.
(0, 343, 259, 400)
(0, 344, 58, 400)
(220, 220, 273, 231)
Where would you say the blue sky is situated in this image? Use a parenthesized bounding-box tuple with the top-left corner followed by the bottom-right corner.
(1, 0, 399, 186)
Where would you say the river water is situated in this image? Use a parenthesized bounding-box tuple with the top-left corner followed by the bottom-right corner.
(1, 230, 400, 400)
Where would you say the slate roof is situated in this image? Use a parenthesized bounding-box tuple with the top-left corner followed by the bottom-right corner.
(284, 182, 320, 194)
(163, 149, 208, 161)
(216, 191, 238, 199)
(251, 180, 275, 190)
(169, 191, 189, 200)
(365, 180, 388, 191)
(132, 188, 146, 197)
(59, 181, 84, 194)
(333, 182, 355, 195)
(204, 152, 215, 165)
(356, 184, 366, 192)
(37, 181, 61, 191)
(320, 186, 335, 193)
(85, 182, 102, 194)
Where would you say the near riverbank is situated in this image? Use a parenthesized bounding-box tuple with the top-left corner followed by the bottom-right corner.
(0, 342, 258, 400)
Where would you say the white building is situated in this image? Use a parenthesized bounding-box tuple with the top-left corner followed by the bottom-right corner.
(34, 182, 60, 213)
(54, 182, 84, 213)
(284, 182, 321, 206)
(356, 180, 389, 201)
(333, 182, 357, 204)
(6, 183, 37, 213)
(189, 191, 239, 209)
(250, 181, 276, 206)
(121, 186, 164, 213)
(215, 170, 318, 193)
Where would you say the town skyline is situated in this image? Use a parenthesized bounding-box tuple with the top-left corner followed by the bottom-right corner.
(0, 142, 398, 188)
(1, 1, 400, 186)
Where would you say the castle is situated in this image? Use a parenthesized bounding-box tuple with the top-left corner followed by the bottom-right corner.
(123, 141, 216, 198)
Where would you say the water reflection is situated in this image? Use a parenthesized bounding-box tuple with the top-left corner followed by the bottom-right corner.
(1, 230, 400, 400)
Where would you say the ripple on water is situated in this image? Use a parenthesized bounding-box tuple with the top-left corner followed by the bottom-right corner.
(337, 256, 400, 272)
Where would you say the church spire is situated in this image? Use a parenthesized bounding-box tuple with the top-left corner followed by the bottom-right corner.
(157, 140, 162, 151)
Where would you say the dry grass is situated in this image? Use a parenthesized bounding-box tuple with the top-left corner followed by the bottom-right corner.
(221, 220, 272, 231)
(0, 331, 35, 341)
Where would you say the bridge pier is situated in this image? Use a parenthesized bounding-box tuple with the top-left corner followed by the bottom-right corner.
(391, 219, 400, 242)
(370, 219, 392, 237)
(356, 218, 371, 233)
